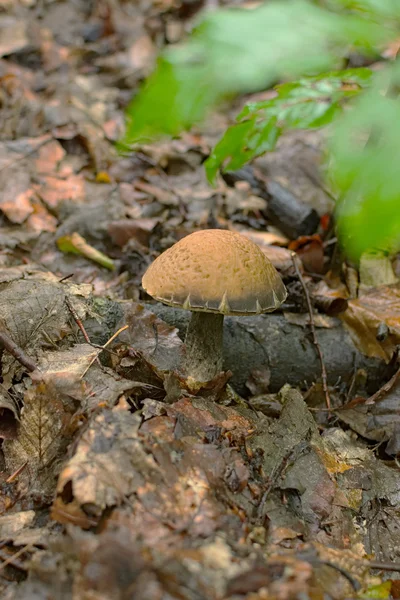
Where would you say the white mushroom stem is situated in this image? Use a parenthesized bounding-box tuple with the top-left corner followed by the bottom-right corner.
(184, 312, 224, 382)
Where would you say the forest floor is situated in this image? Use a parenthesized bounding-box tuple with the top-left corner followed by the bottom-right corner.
(0, 1, 400, 599)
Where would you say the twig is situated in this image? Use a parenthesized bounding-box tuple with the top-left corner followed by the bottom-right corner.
(6, 462, 28, 484)
(0, 545, 31, 571)
(80, 325, 129, 379)
(65, 297, 104, 370)
(319, 561, 360, 591)
(0, 549, 26, 571)
(101, 325, 129, 348)
(291, 252, 331, 410)
(368, 560, 400, 571)
(0, 331, 37, 372)
(364, 358, 400, 405)
(65, 297, 94, 345)
(64, 297, 118, 356)
(58, 273, 74, 283)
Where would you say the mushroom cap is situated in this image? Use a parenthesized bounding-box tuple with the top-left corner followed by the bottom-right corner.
(142, 229, 287, 315)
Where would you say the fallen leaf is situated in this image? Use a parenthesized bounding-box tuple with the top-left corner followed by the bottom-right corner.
(134, 179, 179, 206)
(3, 382, 75, 496)
(0, 171, 34, 223)
(0, 510, 35, 539)
(57, 232, 115, 270)
(312, 279, 349, 316)
(34, 139, 66, 174)
(340, 284, 400, 361)
(289, 234, 325, 274)
(25, 198, 58, 232)
(239, 228, 289, 247)
(336, 380, 400, 454)
(54, 407, 157, 522)
(122, 303, 184, 373)
(108, 217, 159, 248)
(36, 174, 86, 209)
(128, 35, 156, 72)
(0, 17, 29, 57)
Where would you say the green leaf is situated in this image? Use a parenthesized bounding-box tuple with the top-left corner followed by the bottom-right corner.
(120, 56, 219, 145)
(331, 63, 400, 258)
(120, 1, 388, 146)
(205, 69, 372, 183)
(322, 0, 400, 21)
(360, 580, 392, 599)
(205, 117, 281, 183)
(57, 233, 115, 271)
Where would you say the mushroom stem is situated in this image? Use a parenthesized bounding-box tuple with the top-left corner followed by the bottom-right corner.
(184, 312, 224, 382)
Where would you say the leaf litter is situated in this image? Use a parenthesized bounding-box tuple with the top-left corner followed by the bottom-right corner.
(0, 0, 399, 598)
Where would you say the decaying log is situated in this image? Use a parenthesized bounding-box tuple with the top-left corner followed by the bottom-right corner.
(146, 303, 384, 395)
(0, 266, 384, 399)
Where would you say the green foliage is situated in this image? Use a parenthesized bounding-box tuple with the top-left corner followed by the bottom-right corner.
(331, 63, 400, 258)
(360, 580, 392, 599)
(205, 69, 373, 184)
(121, 0, 387, 145)
(322, 0, 400, 21)
(121, 0, 400, 259)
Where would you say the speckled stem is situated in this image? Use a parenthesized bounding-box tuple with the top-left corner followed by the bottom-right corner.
(184, 312, 224, 382)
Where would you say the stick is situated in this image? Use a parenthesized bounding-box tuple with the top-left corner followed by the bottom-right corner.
(367, 560, 400, 571)
(0, 545, 31, 571)
(291, 252, 331, 410)
(6, 462, 28, 484)
(65, 297, 103, 368)
(65, 297, 93, 345)
(80, 325, 129, 379)
(364, 357, 400, 405)
(0, 331, 37, 372)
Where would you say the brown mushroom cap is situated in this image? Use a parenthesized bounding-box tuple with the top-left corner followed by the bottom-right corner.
(142, 229, 287, 315)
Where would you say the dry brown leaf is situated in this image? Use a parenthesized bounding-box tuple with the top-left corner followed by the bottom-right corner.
(134, 179, 179, 205)
(36, 344, 138, 412)
(312, 279, 348, 316)
(226, 556, 313, 599)
(289, 234, 325, 274)
(0, 510, 35, 539)
(340, 284, 400, 360)
(37, 344, 100, 386)
(54, 406, 157, 522)
(77, 122, 115, 173)
(122, 303, 184, 373)
(108, 217, 159, 248)
(25, 199, 58, 232)
(336, 381, 400, 454)
(238, 228, 289, 247)
(35, 173, 86, 209)
(35, 139, 66, 174)
(40, 38, 70, 73)
(128, 35, 157, 72)
(0, 268, 92, 383)
(3, 382, 74, 496)
(0, 171, 34, 223)
(0, 17, 29, 57)
(0, 135, 52, 168)
(284, 311, 340, 329)
(238, 235, 296, 273)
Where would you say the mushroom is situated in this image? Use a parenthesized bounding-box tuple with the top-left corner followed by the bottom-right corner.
(142, 229, 287, 382)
